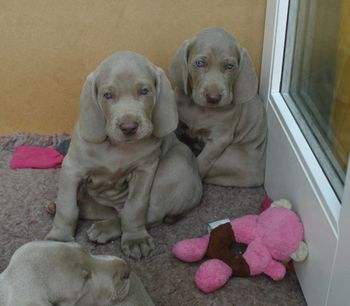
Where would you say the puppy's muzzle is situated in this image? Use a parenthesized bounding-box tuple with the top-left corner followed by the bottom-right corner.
(119, 122, 139, 136)
(205, 92, 222, 105)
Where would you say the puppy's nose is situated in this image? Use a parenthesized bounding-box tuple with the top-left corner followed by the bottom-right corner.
(120, 122, 138, 136)
(205, 93, 222, 105)
(121, 261, 130, 280)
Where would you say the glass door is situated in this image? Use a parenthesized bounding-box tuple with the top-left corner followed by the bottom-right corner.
(281, 0, 349, 198)
(260, 1, 350, 305)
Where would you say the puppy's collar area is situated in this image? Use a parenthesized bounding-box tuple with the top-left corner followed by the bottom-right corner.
(106, 135, 142, 146)
(191, 100, 236, 111)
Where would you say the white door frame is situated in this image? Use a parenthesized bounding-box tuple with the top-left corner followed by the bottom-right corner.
(260, 1, 350, 305)
(327, 161, 350, 305)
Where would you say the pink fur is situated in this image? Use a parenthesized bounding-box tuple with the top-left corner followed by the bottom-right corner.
(243, 239, 272, 275)
(172, 204, 306, 293)
(231, 215, 258, 244)
(172, 235, 209, 262)
(195, 259, 232, 293)
(256, 208, 304, 260)
(264, 260, 286, 280)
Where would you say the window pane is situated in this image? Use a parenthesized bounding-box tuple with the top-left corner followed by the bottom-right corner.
(282, 0, 350, 198)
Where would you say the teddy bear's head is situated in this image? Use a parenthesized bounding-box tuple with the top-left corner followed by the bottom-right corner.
(257, 199, 308, 262)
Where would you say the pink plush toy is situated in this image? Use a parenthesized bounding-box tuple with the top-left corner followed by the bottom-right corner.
(172, 199, 308, 293)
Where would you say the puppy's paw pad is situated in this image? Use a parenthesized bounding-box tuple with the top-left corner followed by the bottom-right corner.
(121, 231, 154, 259)
(130, 245, 142, 260)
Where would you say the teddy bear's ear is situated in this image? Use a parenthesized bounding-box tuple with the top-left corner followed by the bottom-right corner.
(291, 241, 308, 262)
(271, 199, 292, 210)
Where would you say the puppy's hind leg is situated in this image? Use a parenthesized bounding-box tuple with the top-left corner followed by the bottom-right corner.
(147, 140, 203, 226)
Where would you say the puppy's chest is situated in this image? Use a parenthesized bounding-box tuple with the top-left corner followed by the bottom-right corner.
(179, 107, 209, 141)
(84, 167, 130, 202)
(84, 140, 160, 189)
(178, 103, 231, 142)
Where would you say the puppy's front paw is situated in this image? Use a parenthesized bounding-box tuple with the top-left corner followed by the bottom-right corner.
(45, 226, 75, 242)
(121, 230, 155, 259)
(87, 219, 121, 244)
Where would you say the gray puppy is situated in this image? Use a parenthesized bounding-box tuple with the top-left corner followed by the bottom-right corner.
(0, 241, 132, 306)
(169, 27, 267, 187)
(45, 52, 202, 259)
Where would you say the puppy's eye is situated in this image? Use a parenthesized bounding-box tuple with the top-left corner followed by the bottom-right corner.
(195, 59, 207, 68)
(139, 88, 149, 95)
(225, 63, 236, 70)
(103, 92, 113, 99)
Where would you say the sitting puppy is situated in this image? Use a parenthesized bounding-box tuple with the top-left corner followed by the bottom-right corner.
(169, 27, 267, 187)
(0, 241, 132, 306)
(46, 51, 202, 259)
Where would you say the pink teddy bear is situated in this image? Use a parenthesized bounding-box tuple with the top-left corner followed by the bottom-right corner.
(172, 199, 308, 293)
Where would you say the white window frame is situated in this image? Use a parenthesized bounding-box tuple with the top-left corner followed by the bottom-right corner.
(260, 1, 350, 305)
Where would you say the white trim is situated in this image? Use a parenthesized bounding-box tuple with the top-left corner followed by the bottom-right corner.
(282, 0, 345, 195)
(260, 0, 340, 227)
(264, 92, 338, 306)
(260, 1, 345, 305)
(259, 0, 288, 104)
(268, 92, 340, 229)
(327, 161, 350, 305)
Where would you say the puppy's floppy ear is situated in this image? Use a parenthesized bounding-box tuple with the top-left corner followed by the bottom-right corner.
(168, 39, 193, 95)
(152, 67, 178, 138)
(233, 48, 258, 104)
(79, 72, 106, 143)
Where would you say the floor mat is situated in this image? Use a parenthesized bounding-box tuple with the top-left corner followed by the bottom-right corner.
(0, 134, 307, 306)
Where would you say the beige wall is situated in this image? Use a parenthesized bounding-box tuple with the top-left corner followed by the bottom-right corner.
(0, 0, 266, 136)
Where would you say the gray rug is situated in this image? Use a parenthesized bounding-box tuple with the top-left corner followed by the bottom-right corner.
(0, 134, 306, 306)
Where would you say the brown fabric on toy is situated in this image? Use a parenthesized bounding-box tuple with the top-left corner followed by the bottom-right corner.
(206, 223, 250, 277)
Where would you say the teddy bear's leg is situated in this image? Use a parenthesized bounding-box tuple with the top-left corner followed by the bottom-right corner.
(242, 240, 271, 275)
(263, 260, 286, 280)
(172, 235, 210, 262)
(194, 259, 232, 293)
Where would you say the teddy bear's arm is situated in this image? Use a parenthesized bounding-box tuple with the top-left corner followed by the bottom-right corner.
(243, 240, 286, 280)
(172, 235, 210, 262)
(263, 259, 286, 280)
(231, 215, 258, 244)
